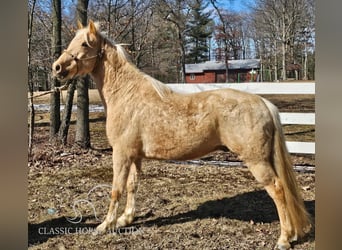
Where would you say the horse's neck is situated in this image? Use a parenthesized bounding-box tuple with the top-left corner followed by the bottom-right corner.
(90, 46, 141, 108)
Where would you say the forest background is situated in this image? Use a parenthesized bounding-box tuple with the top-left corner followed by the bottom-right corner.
(28, 0, 315, 88)
(27, 0, 315, 148)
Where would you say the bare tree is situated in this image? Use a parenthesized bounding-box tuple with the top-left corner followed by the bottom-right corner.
(144, 4, 182, 82)
(75, 0, 91, 148)
(211, 2, 253, 80)
(28, 0, 37, 154)
(210, 0, 229, 82)
(252, 0, 311, 81)
(50, 0, 62, 140)
(28, 1, 56, 92)
(156, 0, 191, 82)
(58, 81, 76, 144)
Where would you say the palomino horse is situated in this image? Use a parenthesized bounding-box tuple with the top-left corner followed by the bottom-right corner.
(52, 21, 310, 249)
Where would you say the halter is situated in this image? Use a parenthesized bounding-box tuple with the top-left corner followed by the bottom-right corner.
(62, 47, 104, 78)
(63, 47, 104, 62)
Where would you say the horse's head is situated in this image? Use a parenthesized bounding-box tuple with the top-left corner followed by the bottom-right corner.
(52, 20, 103, 81)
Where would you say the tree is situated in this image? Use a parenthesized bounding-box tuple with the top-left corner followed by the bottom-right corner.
(50, 0, 62, 140)
(58, 81, 76, 144)
(251, 0, 314, 81)
(210, 0, 229, 82)
(123, 0, 154, 68)
(185, 0, 213, 63)
(75, 0, 91, 148)
(28, 0, 37, 154)
(149, 12, 181, 82)
(251, 4, 280, 81)
(157, 0, 191, 82)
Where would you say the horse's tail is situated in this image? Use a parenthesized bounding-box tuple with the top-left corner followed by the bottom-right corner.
(262, 98, 311, 237)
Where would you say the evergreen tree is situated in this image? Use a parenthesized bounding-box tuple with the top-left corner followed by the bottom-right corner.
(186, 0, 214, 63)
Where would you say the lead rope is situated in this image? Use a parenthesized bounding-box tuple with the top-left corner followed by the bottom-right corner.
(28, 81, 71, 99)
(29, 44, 105, 100)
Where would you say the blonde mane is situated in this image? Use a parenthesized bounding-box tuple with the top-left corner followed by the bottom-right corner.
(142, 74, 173, 99)
(102, 37, 173, 99)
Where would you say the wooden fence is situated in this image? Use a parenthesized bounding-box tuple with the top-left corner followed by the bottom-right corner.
(166, 82, 315, 155)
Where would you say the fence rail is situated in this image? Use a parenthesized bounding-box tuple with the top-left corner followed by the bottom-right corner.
(167, 82, 315, 154)
(167, 82, 315, 94)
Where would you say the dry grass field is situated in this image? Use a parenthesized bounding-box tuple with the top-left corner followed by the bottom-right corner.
(28, 89, 315, 249)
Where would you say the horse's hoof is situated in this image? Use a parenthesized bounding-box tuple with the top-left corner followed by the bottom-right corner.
(116, 217, 127, 228)
(275, 242, 291, 250)
(290, 234, 298, 242)
(94, 221, 110, 235)
(116, 214, 134, 228)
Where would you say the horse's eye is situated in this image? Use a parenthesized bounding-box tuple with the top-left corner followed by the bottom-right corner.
(81, 42, 89, 47)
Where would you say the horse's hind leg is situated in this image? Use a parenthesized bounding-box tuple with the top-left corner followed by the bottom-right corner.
(116, 159, 141, 228)
(248, 161, 294, 250)
(96, 151, 132, 233)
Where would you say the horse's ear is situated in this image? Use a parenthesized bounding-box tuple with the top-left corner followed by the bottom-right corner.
(77, 20, 83, 29)
(88, 20, 97, 35)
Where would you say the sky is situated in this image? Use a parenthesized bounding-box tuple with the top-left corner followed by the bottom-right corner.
(207, 0, 257, 60)
(217, 0, 255, 13)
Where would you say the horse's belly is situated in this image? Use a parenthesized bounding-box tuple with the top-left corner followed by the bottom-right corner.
(142, 130, 220, 160)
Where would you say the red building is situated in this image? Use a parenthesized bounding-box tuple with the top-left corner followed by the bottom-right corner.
(185, 59, 260, 83)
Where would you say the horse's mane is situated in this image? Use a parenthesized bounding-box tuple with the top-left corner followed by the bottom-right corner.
(100, 32, 173, 99)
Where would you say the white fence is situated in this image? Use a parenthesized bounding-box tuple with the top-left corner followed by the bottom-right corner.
(167, 82, 315, 155)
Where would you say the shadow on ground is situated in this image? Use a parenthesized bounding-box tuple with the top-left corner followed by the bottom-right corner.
(28, 216, 98, 246)
(29, 190, 315, 247)
(136, 190, 315, 227)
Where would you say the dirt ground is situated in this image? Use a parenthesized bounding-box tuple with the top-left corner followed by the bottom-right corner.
(28, 93, 315, 249)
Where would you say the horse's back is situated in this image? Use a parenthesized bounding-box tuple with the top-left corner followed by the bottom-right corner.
(138, 87, 274, 161)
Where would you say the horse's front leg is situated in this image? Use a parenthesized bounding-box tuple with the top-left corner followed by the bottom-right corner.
(116, 159, 141, 228)
(96, 152, 132, 233)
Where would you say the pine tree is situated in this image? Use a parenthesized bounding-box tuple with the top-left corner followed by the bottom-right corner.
(186, 0, 214, 63)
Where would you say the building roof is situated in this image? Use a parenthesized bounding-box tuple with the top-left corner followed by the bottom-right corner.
(185, 59, 261, 73)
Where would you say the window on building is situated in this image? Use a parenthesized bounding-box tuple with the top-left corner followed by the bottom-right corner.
(190, 74, 195, 80)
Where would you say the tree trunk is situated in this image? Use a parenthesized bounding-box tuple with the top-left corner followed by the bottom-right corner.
(281, 5, 287, 81)
(28, 73, 35, 155)
(58, 81, 76, 144)
(282, 41, 286, 80)
(260, 55, 263, 82)
(303, 42, 308, 80)
(281, 40, 286, 80)
(75, 77, 90, 148)
(28, 0, 37, 155)
(209, 0, 228, 83)
(179, 32, 186, 83)
(76, 0, 91, 148)
(273, 40, 278, 82)
(107, 0, 112, 38)
(224, 41, 229, 83)
(50, 0, 62, 140)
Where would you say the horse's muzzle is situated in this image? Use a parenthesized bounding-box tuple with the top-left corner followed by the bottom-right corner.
(52, 62, 69, 80)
